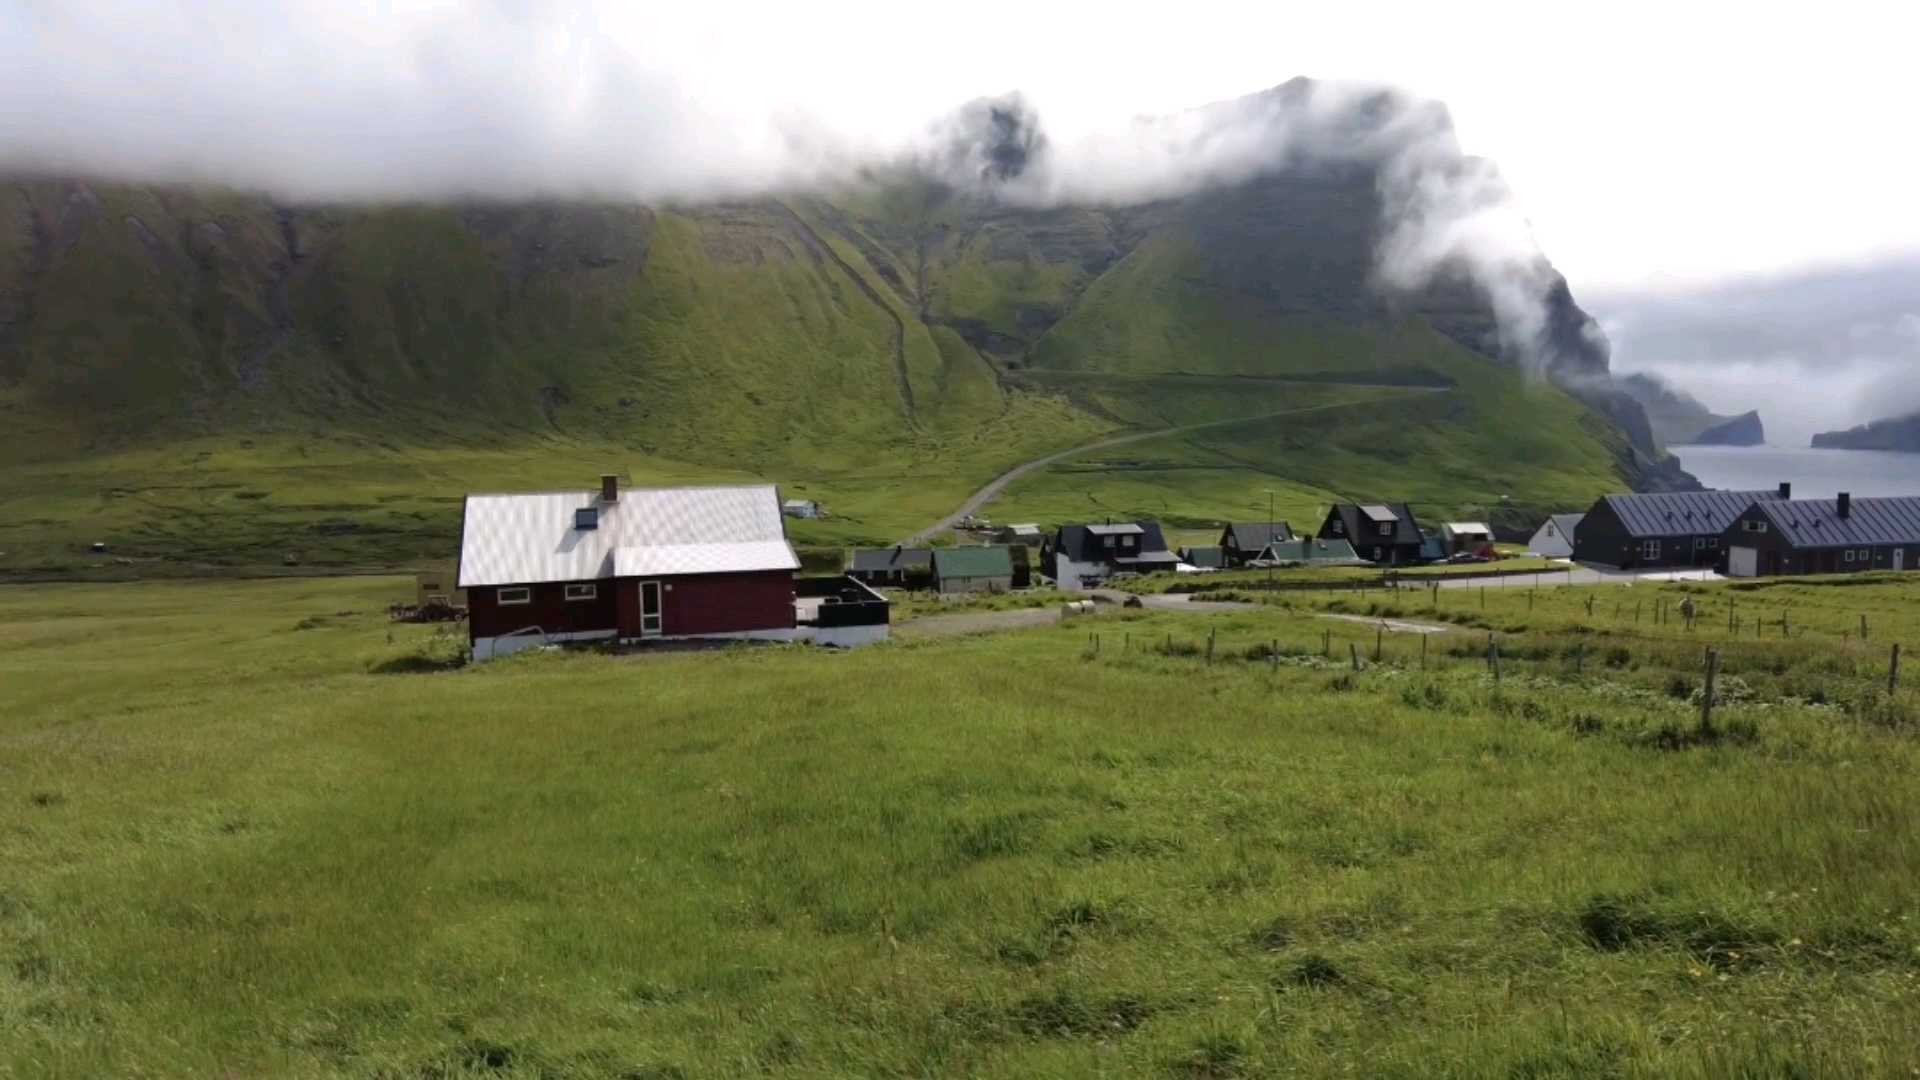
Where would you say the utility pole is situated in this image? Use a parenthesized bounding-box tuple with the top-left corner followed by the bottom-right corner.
(1266, 489, 1276, 585)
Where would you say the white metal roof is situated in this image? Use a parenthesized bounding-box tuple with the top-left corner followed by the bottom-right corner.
(1443, 522, 1492, 535)
(1359, 504, 1400, 523)
(1087, 523, 1146, 535)
(458, 484, 798, 588)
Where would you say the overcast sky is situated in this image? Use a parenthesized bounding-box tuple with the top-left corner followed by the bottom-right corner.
(4, 0, 1916, 429)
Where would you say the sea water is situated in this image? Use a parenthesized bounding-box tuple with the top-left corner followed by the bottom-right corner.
(1671, 444, 1920, 498)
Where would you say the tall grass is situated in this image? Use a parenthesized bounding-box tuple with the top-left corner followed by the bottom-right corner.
(2, 575, 1916, 1077)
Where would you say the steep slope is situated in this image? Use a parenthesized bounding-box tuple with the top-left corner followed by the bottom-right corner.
(1616, 372, 1760, 446)
(1813, 413, 1920, 452)
(1692, 410, 1764, 446)
(0, 81, 1689, 575)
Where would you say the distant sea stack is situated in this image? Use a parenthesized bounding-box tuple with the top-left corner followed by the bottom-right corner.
(1690, 410, 1764, 446)
(1812, 413, 1920, 452)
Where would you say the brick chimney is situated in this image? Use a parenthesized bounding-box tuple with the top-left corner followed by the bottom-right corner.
(1838, 492, 1851, 519)
(1778, 481, 1791, 499)
(600, 474, 618, 503)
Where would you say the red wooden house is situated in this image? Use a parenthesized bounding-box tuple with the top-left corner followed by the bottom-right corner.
(458, 476, 806, 660)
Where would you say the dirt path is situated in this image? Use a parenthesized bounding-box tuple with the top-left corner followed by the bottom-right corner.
(894, 607, 1061, 639)
(897, 392, 1443, 546)
(1317, 612, 1455, 635)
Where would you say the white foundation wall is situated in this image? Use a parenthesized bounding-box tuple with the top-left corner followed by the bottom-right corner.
(470, 624, 888, 661)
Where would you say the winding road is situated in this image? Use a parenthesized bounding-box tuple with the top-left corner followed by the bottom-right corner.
(897, 392, 1442, 546)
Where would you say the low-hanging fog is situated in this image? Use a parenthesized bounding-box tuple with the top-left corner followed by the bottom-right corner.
(1589, 259, 1920, 446)
(5, 1, 1918, 410)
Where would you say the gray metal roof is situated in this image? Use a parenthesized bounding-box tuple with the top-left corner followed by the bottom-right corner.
(1753, 496, 1920, 549)
(849, 546, 933, 572)
(458, 484, 797, 588)
(1086, 523, 1145, 536)
(1547, 513, 1583, 537)
(1601, 490, 1779, 538)
(1359, 504, 1400, 523)
(1223, 522, 1293, 550)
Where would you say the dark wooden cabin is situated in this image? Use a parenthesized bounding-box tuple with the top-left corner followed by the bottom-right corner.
(1722, 492, 1920, 577)
(1219, 522, 1293, 566)
(1572, 484, 1790, 569)
(1317, 503, 1425, 565)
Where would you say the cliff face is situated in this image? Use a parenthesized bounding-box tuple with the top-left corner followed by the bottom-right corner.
(1692, 410, 1765, 446)
(1813, 413, 1920, 452)
(1614, 372, 1760, 447)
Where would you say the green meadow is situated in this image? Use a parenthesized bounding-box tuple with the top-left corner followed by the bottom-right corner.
(4, 573, 1917, 1077)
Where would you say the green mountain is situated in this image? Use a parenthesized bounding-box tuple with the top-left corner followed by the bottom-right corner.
(0, 87, 1686, 577)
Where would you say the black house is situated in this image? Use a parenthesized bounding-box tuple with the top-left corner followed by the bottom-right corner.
(1573, 485, 1790, 569)
(1317, 503, 1425, 565)
(1219, 522, 1294, 565)
(1722, 492, 1920, 577)
(847, 546, 934, 588)
(1043, 521, 1180, 589)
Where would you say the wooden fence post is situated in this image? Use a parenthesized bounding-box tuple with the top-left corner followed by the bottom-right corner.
(1421, 633, 1428, 671)
(1271, 639, 1279, 672)
(1350, 642, 1361, 672)
(1585, 594, 1595, 617)
(1700, 648, 1719, 737)
(1492, 636, 1502, 682)
(1890, 643, 1902, 694)
(1860, 613, 1868, 641)
(1374, 624, 1384, 662)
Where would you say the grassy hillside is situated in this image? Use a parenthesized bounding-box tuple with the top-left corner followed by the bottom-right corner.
(4, 574, 1918, 1075)
(3, 171, 1655, 578)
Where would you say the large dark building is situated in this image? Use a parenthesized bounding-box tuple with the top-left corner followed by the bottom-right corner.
(1317, 503, 1425, 565)
(1573, 485, 1791, 569)
(1723, 493, 1920, 577)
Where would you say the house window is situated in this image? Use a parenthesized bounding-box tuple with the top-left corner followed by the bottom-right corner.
(1742, 520, 1768, 533)
(1694, 537, 1706, 550)
(1708, 538, 1719, 549)
(564, 583, 597, 602)
(1640, 540, 1661, 561)
(1845, 550, 1855, 563)
(498, 586, 531, 605)
(1103, 535, 1115, 549)
(1330, 519, 1345, 535)
(1860, 548, 1873, 562)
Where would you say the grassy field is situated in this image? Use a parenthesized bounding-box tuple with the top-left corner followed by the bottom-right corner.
(4, 574, 1918, 1077)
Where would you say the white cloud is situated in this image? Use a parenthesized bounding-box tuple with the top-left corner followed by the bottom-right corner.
(4, 0, 1917, 295)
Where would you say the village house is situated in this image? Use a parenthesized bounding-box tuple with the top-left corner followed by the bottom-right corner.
(1218, 522, 1293, 566)
(1043, 521, 1180, 590)
(1439, 522, 1494, 556)
(1250, 536, 1365, 566)
(996, 523, 1044, 545)
(1527, 513, 1582, 558)
(1723, 492, 1920, 577)
(781, 498, 821, 519)
(457, 476, 884, 659)
(1573, 484, 1791, 569)
(1317, 503, 1426, 565)
(1180, 545, 1228, 570)
(932, 545, 1015, 594)
(847, 546, 934, 588)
